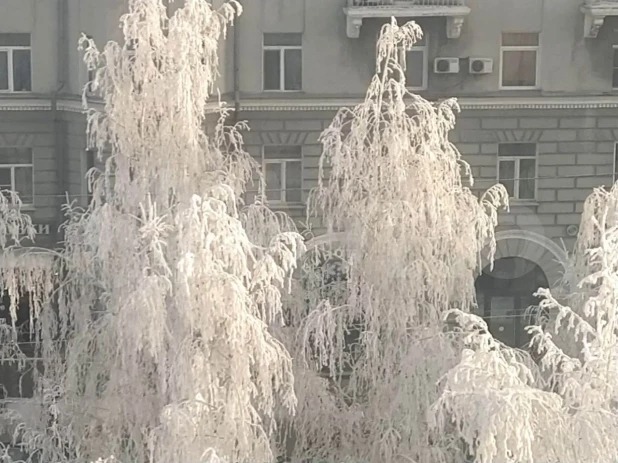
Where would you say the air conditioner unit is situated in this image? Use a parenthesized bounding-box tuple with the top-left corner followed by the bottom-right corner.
(433, 57, 459, 74)
(469, 58, 493, 74)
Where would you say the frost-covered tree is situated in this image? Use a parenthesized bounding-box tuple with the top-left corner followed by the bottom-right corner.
(281, 19, 509, 463)
(0, 1, 304, 463)
(435, 183, 618, 463)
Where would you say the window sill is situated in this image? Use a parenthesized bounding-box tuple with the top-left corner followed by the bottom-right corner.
(262, 90, 304, 94)
(269, 202, 305, 209)
(0, 90, 32, 94)
(508, 199, 538, 207)
(499, 86, 539, 91)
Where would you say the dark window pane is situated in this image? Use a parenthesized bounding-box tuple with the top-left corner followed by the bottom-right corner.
(502, 50, 537, 87)
(502, 32, 538, 46)
(0, 51, 8, 90)
(519, 159, 536, 200)
(0, 148, 33, 164)
(263, 33, 301, 47)
(12, 49, 31, 91)
(614, 48, 618, 67)
(613, 68, 618, 89)
(0, 168, 11, 190)
(498, 143, 536, 157)
(14, 167, 33, 203)
(405, 49, 425, 88)
(265, 162, 282, 201)
(0, 33, 30, 47)
(264, 145, 302, 160)
(284, 48, 302, 91)
(285, 161, 302, 202)
(0, 361, 36, 398)
(263, 49, 281, 90)
(498, 160, 515, 197)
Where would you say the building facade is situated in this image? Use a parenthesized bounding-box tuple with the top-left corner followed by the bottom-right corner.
(227, 0, 618, 347)
(1, 0, 618, 406)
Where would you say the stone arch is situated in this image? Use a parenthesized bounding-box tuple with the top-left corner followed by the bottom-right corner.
(484, 229, 568, 292)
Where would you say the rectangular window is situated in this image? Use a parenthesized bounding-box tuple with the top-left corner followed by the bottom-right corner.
(0, 33, 32, 92)
(263, 33, 302, 92)
(497, 143, 536, 200)
(613, 142, 618, 184)
(404, 35, 427, 90)
(500, 32, 539, 89)
(0, 148, 34, 205)
(263, 145, 302, 203)
(612, 45, 618, 90)
(85, 149, 97, 205)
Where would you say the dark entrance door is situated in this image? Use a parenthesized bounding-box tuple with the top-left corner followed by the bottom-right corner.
(475, 257, 549, 349)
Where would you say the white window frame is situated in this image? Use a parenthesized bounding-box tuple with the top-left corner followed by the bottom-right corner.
(262, 37, 302, 92)
(499, 33, 540, 90)
(611, 45, 618, 91)
(0, 44, 32, 93)
(404, 38, 428, 91)
(497, 143, 537, 201)
(0, 149, 34, 207)
(262, 146, 303, 204)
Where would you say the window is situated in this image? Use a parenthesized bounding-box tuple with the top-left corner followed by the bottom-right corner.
(85, 149, 97, 205)
(613, 142, 618, 184)
(500, 33, 539, 89)
(84, 34, 96, 95)
(263, 145, 302, 203)
(0, 34, 31, 92)
(404, 35, 427, 90)
(263, 33, 302, 91)
(0, 294, 40, 399)
(0, 148, 34, 205)
(497, 143, 536, 200)
(612, 45, 618, 90)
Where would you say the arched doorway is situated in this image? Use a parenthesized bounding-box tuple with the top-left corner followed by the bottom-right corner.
(475, 257, 549, 348)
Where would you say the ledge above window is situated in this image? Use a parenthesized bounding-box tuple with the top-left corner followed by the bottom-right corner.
(581, 0, 618, 38)
(342, 0, 470, 39)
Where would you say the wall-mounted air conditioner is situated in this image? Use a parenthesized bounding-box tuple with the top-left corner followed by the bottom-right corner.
(469, 58, 493, 74)
(433, 57, 460, 74)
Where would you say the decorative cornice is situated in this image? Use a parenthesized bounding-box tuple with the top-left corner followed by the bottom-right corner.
(237, 96, 618, 112)
(4, 95, 618, 114)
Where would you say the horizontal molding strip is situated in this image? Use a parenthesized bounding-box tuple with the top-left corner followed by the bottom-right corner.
(3, 95, 618, 113)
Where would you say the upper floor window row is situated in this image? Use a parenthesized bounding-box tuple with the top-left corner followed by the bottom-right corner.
(259, 31, 542, 92)
(263, 33, 302, 92)
(0, 33, 31, 92)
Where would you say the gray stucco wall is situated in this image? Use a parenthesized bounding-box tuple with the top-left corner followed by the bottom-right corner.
(239, 106, 618, 252)
(232, 0, 618, 97)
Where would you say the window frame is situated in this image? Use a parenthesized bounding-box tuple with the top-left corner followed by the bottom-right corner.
(262, 145, 303, 204)
(496, 143, 537, 201)
(404, 36, 428, 91)
(262, 35, 302, 92)
(0, 42, 32, 93)
(0, 148, 34, 207)
(611, 44, 618, 91)
(499, 33, 540, 90)
(612, 141, 618, 186)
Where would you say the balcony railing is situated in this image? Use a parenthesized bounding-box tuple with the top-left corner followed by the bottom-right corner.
(343, 0, 470, 39)
(581, 0, 618, 37)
